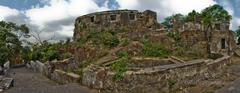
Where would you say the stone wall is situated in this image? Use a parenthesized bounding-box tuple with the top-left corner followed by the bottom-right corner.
(26, 59, 80, 84)
(81, 56, 231, 93)
(180, 30, 236, 55)
(73, 10, 164, 41)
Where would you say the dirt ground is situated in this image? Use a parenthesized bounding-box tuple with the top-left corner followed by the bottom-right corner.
(5, 67, 98, 93)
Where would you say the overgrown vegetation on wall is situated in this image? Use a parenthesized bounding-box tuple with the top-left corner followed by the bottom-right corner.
(77, 30, 119, 48)
(143, 42, 171, 57)
(111, 51, 129, 81)
(31, 40, 72, 62)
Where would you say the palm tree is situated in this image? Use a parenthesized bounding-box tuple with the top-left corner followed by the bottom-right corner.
(201, 4, 232, 54)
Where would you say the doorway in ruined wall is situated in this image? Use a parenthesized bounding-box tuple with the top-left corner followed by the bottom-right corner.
(221, 38, 226, 49)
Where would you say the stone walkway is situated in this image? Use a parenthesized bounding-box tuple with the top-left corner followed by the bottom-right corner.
(215, 57, 240, 93)
(5, 67, 97, 93)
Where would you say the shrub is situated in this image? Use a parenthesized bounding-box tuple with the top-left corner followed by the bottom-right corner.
(116, 51, 129, 58)
(100, 32, 119, 48)
(44, 50, 60, 61)
(143, 42, 171, 57)
(60, 52, 72, 59)
(78, 30, 120, 48)
(167, 31, 181, 41)
(111, 52, 129, 81)
(120, 39, 130, 46)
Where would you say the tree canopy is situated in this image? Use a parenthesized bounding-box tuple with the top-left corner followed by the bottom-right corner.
(0, 21, 29, 66)
(161, 4, 232, 29)
(201, 4, 232, 25)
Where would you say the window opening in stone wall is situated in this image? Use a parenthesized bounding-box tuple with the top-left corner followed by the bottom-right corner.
(221, 38, 226, 49)
(110, 15, 117, 21)
(129, 13, 135, 20)
(90, 16, 94, 22)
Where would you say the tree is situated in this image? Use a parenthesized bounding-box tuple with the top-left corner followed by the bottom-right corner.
(161, 14, 186, 29)
(0, 21, 29, 66)
(201, 4, 232, 25)
(200, 4, 232, 54)
(185, 10, 201, 22)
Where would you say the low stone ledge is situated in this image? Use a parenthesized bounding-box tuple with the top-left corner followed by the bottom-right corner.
(50, 69, 80, 84)
(82, 56, 231, 93)
(26, 60, 80, 84)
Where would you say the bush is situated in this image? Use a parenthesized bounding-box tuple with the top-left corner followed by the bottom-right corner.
(116, 51, 129, 58)
(143, 42, 171, 57)
(61, 52, 72, 59)
(44, 50, 60, 61)
(77, 30, 120, 48)
(120, 39, 130, 46)
(111, 52, 129, 81)
(100, 32, 119, 48)
(167, 31, 181, 41)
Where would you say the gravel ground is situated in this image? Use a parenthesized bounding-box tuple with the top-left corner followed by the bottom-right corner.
(5, 67, 98, 93)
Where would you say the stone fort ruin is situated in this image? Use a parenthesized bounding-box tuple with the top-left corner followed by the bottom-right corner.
(74, 9, 236, 56)
(71, 10, 237, 93)
(27, 10, 238, 93)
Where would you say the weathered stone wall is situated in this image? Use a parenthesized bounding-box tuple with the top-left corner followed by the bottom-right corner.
(180, 30, 236, 55)
(26, 59, 80, 84)
(73, 10, 163, 41)
(82, 56, 231, 93)
(210, 31, 236, 55)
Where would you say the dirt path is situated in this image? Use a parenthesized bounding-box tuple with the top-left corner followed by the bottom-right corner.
(5, 67, 97, 93)
(214, 56, 240, 93)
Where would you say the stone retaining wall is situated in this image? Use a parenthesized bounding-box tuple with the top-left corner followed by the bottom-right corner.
(82, 56, 231, 93)
(26, 59, 80, 84)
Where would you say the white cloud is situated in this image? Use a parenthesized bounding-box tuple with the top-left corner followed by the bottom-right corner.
(24, 0, 109, 41)
(1, 0, 240, 42)
(116, 0, 216, 20)
(0, 5, 20, 20)
(57, 25, 74, 37)
(26, 0, 109, 27)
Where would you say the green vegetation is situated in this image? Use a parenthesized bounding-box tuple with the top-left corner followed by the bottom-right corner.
(0, 21, 29, 66)
(167, 31, 181, 41)
(143, 42, 171, 57)
(162, 4, 232, 30)
(111, 51, 129, 81)
(168, 79, 177, 90)
(31, 40, 72, 62)
(185, 10, 201, 22)
(161, 14, 185, 29)
(77, 30, 119, 48)
(120, 38, 130, 46)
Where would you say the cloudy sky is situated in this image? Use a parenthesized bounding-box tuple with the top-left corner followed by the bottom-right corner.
(0, 0, 240, 42)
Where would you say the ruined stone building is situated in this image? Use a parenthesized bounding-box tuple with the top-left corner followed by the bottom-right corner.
(72, 10, 237, 93)
(179, 20, 236, 55)
(73, 9, 236, 56)
(73, 10, 164, 40)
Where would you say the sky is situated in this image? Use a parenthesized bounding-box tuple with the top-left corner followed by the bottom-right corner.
(0, 0, 240, 42)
